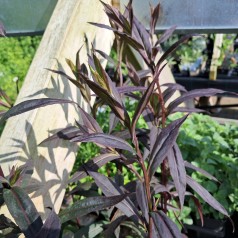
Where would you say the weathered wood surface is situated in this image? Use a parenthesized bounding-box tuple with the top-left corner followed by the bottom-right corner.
(0, 0, 114, 219)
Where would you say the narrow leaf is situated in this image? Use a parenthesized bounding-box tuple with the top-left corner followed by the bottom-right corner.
(150, 3, 160, 36)
(35, 210, 61, 238)
(60, 194, 128, 223)
(78, 106, 102, 133)
(86, 170, 140, 222)
(89, 22, 143, 50)
(48, 68, 91, 104)
(136, 181, 149, 222)
(70, 133, 134, 153)
(0, 98, 76, 125)
(117, 86, 147, 94)
(100, 0, 131, 34)
(132, 16, 152, 61)
(156, 34, 196, 69)
(186, 175, 228, 216)
(184, 161, 218, 182)
(126, 61, 141, 86)
(69, 153, 120, 183)
(190, 195, 204, 226)
(151, 211, 182, 238)
(131, 77, 156, 141)
(168, 144, 186, 208)
(167, 88, 224, 114)
(149, 115, 188, 177)
(156, 25, 177, 45)
(83, 78, 130, 125)
(109, 112, 120, 134)
(103, 215, 127, 237)
(39, 126, 82, 145)
(3, 187, 43, 238)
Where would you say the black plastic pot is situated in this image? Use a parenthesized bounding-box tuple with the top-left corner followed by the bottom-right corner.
(184, 212, 238, 238)
(184, 217, 226, 238)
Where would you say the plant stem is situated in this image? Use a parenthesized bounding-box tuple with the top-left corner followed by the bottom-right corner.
(133, 136, 153, 238)
(155, 76, 169, 213)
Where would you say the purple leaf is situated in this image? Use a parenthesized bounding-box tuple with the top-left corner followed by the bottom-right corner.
(184, 161, 218, 182)
(162, 84, 187, 104)
(0, 98, 76, 125)
(48, 68, 91, 104)
(83, 78, 130, 126)
(70, 133, 134, 153)
(142, 107, 155, 129)
(149, 126, 160, 151)
(167, 88, 224, 114)
(171, 107, 206, 114)
(86, 170, 140, 222)
(89, 22, 143, 50)
(156, 25, 177, 45)
(3, 187, 43, 238)
(0, 22, 5, 37)
(117, 86, 147, 94)
(78, 106, 102, 133)
(91, 52, 122, 104)
(151, 183, 170, 195)
(156, 34, 196, 69)
(126, 61, 141, 86)
(132, 16, 152, 63)
(131, 76, 156, 141)
(39, 126, 82, 145)
(69, 153, 120, 183)
(95, 49, 116, 66)
(59, 194, 128, 223)
(190, 195, 204, 226)
(151, 211, 182, 238)
(100, 0, 131, 34)
(136, 181, 149, 222)
(168, 144, 186, 208)
(35, 210, 61, 238)
(109, 112, 120, 134)
(149, 115, 188, 177)
(150, 3, 160, 36)
(186, 175, 228, 217)
(103, 215, 127, 237)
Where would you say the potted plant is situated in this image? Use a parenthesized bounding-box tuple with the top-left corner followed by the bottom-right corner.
(0, 2, 234, 237)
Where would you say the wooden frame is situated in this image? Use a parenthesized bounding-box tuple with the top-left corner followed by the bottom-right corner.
(0, 0, 114, 219)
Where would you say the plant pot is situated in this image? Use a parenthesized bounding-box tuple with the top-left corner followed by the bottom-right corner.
(184, 217, 226, 238)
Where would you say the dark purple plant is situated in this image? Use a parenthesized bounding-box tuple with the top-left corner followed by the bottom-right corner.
(0, 1, 234, 237)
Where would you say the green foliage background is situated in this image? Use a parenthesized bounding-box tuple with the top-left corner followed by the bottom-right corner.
(0, 36, 41, 100)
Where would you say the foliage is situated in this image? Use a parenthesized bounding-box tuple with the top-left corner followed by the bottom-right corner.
(0, 2, 233, 238)
(176, 113, 238, 219)
(0, 35, 41, 100)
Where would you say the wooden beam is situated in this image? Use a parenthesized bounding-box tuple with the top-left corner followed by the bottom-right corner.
(0, 0, 114, 219)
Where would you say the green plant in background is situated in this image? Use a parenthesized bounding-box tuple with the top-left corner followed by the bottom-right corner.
(162, 35, 207, 66)
(0, 36, 41, 100)
(175, 113, 238, 219)
(218, 34, 238, 72)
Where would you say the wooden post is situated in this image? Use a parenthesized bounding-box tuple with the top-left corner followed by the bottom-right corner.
(0, 0, 114, 219)
(209, 34, 223, 80)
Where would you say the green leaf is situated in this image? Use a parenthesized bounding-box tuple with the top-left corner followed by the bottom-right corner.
(59, 194, 128, 223)
(3, 187, 43, 238)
